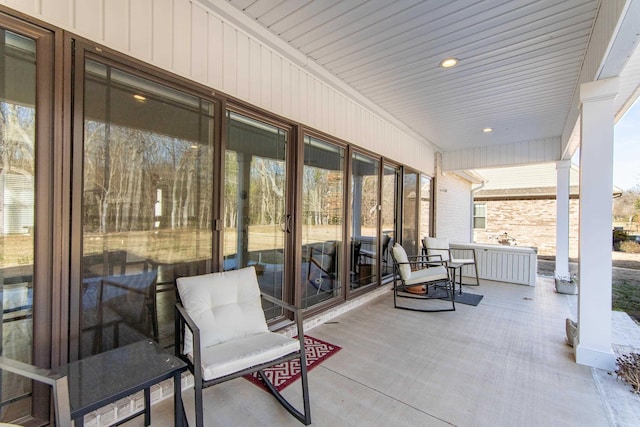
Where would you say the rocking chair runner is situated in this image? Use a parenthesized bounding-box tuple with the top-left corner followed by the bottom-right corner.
(175, 267, 311, 427)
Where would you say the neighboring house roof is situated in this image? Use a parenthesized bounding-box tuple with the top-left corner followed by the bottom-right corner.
(473, 163, 581, 200)
(473, 163, 623, 200)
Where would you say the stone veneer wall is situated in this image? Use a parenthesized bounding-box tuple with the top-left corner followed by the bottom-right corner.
(473, 198, 580, 257)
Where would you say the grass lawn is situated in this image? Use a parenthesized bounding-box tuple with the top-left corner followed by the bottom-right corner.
(613, 280, 640, 322)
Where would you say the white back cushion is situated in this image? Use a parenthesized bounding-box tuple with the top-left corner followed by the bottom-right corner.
(391, 243, 411, 280)
(424, 237, 450, 262)
(177, 266, 268, 354)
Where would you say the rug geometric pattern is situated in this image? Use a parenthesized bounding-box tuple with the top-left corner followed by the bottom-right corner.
(244, 335, 341, 392)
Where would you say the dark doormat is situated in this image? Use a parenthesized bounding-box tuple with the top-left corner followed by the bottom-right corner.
(445, 292, 484, 306)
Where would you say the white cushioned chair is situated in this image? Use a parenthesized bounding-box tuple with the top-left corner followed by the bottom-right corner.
(423, 237, 480, 293)
(390, 243, 455, 312)
(175, 267, 311, 427)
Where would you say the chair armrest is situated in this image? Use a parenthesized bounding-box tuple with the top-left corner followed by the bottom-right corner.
(261, 292, 300, 315)
(451, 247, 477, 260)
(0, 356, 65, 385)
(175, 303, 199, 336)
(0, 356, 72, 427)
(408, 254, 445, 267)
(175, 302, 204, 388)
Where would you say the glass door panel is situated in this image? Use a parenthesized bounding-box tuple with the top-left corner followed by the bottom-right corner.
(351, 153, 380, 289)
(381, 165, 399, 278)
(419, 175, 432, 244)
(80, 59, 214, 357)
(402, 170, 419, 256)
(224, 112, 288, 320)
(301, 136, 344, 309)
(0, 28, 36, 422)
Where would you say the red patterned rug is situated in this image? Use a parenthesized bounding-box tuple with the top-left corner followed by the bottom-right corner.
(244, 335, 341, 392)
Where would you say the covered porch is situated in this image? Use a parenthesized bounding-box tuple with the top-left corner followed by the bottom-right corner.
(123, 277, 640, 427)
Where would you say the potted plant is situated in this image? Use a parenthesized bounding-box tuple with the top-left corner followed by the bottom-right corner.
(555, 273, 578, 295)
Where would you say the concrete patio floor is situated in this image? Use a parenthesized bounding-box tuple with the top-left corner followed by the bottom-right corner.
(123, 277, 640, 427)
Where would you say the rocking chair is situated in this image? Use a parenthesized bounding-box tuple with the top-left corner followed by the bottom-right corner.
(175, 266, 311, 427)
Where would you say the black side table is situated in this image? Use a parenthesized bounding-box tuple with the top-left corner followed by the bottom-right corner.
(447, 262, 464, 296)
(56, 339, 187, 427)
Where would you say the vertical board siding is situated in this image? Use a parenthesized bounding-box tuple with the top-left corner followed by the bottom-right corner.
(207, 14, 223, 89)
(271, 54, 282, 113)
(441, 137, 561, 171)
(222, 23, 236, 94)
(5, 0, 36, 13)
(451, 243, 537, 286)
(190, 4, 208, 84)
(1, 0, 434, 174)
(281, 61, 291, 118)
(172, 0, 191, 77)
(234, 31, 249, 100)
(41, 0, 69, 27)
(129, 0, 152, 60)
(435, 173, 471, 242)
(152, 0, 173, 68)
(104, 0, 127, 51)
(74, 0, 103, 42)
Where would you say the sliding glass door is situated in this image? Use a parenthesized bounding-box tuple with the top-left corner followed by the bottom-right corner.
(301, 135, 345, 308)
(76, 56, 215, 358)
(224, 111, 291, 320)
(381, 164, 400, 278)
(402, 169, 419, 256)
(0, 26, 37, 423)
(351, 153, 380, 289)
(0, 15, 55, 423)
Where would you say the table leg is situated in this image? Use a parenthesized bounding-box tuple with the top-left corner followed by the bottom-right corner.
(144, 387, 151, 426)
(174, 371, 185, 427)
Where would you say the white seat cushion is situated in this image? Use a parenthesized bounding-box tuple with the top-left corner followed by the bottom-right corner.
(404, 265, 449, 286)
(391, 243, 411, 280)
(177, 267, 268, 355)
(197, 331, 300, 381)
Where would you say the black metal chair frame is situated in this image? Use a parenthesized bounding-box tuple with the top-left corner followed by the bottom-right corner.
(175, 292, 311, 427)
(422, 238, 480, 292)
(391, 252, 456, 312)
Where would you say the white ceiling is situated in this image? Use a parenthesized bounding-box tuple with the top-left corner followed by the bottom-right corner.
(213, 0, 639, 153)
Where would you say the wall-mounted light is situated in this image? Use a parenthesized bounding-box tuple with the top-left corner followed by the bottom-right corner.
(483, 127, 493, 133)
(133, 94, 146, 102)
(439, 57, 459, 68)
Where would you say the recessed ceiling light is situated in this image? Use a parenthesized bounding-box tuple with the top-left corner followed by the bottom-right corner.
(439, 58, 459, 68)
(483, 127, 493, 133)
(133, 94, 146, 101)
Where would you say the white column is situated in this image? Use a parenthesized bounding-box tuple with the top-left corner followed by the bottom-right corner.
(555, 160, 571, 280)
(576, 78, 618, 370)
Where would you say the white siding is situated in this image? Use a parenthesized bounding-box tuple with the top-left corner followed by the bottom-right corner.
(441, 137, 561, 171)
(0, 0, 434, 174)
(435, 172, 472, 243)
